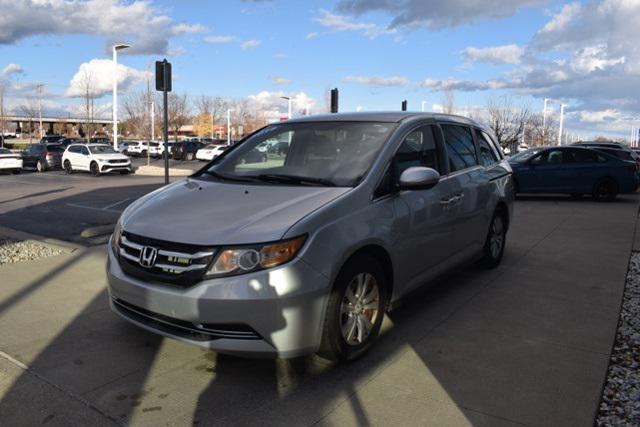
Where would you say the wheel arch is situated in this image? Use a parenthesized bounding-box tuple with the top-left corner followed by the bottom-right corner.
(338, 244, 394, 306)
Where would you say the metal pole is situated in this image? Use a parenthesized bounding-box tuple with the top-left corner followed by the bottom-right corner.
(211, 112, 214, 139)
(421, 101, 427, 112)
(148, 101, 154, 167)
(557, 104, 565, 146)
(163, 61, 169, 185)
(288, 98, 292, 119)
(542, 98, 549, 144)
(37, 84, 43, 139)
(112, 47, 118, 150)
(227, 109, 231, 145)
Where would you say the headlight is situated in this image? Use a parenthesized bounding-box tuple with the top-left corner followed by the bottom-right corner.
(110, 219, 122, 256)
(205, 235, 306, 278)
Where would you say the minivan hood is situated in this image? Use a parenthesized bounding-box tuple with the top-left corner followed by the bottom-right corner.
(122, 178, 350, 245)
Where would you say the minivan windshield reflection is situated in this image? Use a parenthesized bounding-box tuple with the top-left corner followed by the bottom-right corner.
(201, 122, 396, 187)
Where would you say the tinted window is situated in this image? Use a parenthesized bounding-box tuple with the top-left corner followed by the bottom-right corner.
(482, 131, 504, 159)
(89, 145, 117, 154)
(531, 149, 564, 164)
(47, 145, 64, 152)
(565, 148, 603, 163)
(80, 147, 90, 155)
(0, 148, 10, 154)
(442, 125, 477, 171)
(396, 125, 441, 175)
(475, 129, 500, 167)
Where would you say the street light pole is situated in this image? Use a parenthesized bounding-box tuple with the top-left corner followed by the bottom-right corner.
(148, 101, 154, 167)
(557, 103, 565, 146)
(211, 112, 214, 139)
(112, 43, 130, 150)
(542, 98, 549, 144)
(37, 84, 44, 138)
(226, 108, 234, 145)
(280, 96, 292, 119)
(421, 100, 427, 112)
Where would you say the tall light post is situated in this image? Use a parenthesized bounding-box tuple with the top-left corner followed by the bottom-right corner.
(37, 84, 44, 138)
(542, 98, 549, 144)
(211, 112, 215, 139)
(148, 101, 154, 166)
(421, 100, 428, 112)
(226, 108, 234, 145)
(557, 103, 565, 146)
(280, 96, 292, 119)
(112, 43, 130, 150)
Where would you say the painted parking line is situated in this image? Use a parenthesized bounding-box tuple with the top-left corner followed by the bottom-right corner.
(66, 200, 129, 214)
(102, 198, 131, 211)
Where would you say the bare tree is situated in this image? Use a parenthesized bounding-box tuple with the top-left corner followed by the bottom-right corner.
(124, 90, 155, 139)
(486, 96, 531, 152)
(19, 97, 39, 143)
(442, 84, 456, 114)
(527, 112, 557, 147)
(77, 68, 97, 141)
(157, 93, 190, 142)
(0, 82, 6, 147)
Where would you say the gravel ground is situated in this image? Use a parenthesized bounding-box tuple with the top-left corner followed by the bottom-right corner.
(596, 251, 640, 426)
(0, 239, 63, 265)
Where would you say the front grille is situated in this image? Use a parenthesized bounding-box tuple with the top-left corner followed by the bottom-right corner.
(112, 298, 261, 341)
(108, 159, 128, 164)
(118, 231, 216, 287)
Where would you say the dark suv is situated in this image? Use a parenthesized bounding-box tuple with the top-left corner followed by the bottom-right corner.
(22, 144, 65, 171)
(39, 135, 65, 144)
(171, 141, 204, 160)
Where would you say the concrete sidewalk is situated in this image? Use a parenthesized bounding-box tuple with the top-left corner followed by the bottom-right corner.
(0, 195, 637, 426)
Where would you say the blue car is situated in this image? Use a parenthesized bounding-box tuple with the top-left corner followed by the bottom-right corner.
(509, 146, 638, 201)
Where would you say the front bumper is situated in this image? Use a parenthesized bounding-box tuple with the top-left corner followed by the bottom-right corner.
(100, 162, 132, 173)
(0, 159, 23, 170)
(106, 247, 330, 358)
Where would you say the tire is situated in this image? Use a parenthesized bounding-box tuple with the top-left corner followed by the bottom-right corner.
(119, 170, 130, 175)
(63, 160, 73, 174)
(90, 162, 100, 177)
(141, 150, 147, 157)
(36, 159, 45, 173)
(12, 169, 21, 175)
(592, 178, 618, 202)
(262, 154, 267, 162)
(186, 152, 195, 161)
(318, 255, 388, 361)
(480, 210, 507, 269)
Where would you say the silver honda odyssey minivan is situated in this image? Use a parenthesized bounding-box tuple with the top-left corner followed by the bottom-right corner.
(107, 112, 514, 360)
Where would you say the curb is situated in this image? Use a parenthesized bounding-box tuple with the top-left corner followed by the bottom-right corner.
(0, 226, 83, 254)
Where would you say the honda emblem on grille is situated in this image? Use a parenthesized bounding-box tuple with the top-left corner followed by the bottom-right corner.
(139, 246, 158, 268)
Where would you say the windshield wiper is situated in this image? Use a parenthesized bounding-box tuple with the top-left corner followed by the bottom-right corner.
(255, 174, 336, 187)
(203, 170, 259, 183)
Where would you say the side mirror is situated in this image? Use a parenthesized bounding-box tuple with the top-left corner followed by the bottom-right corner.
(399, 166, 440, 191)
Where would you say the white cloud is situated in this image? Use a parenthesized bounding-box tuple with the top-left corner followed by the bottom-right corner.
(0, 0, 205, 55)
(335, 0, 545, 29)
(271, 76, 291, 85)
(314, 9, 396, 39)
(170, 23, 207, 36)
(247, 91, 316, 118)
(274, 53, 287, 59)
(204, 35, 237, 44)
(65, 59, 150, 98)
(241, 39, 261, 49)
(462, 44, 525, 65)
(1, 63, 23, 77)
(344, 75, 410, 86)
(580, 109, 621, 123)
(306, 32, 319, 40)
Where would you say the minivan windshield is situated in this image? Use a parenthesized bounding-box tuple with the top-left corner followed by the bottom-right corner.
(201, 122, 396, 187)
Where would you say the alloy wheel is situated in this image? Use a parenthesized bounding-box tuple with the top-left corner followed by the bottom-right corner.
(489, 216, 505, 259)
(340, 272, 380, 345)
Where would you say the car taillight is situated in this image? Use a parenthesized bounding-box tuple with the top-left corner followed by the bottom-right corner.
(46, 152, 53, 158)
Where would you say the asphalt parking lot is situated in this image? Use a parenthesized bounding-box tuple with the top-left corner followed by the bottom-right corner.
(0, 168, 638, 426)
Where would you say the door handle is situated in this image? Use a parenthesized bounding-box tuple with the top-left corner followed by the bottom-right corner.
(440, 195, 457, 206)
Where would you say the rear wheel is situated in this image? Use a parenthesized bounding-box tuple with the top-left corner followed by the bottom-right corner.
(36, 159, 45, 172)
(186, 152, 195, 161)
(90, 162, 100, 177)
(12, 169, 21, 175)
(481, 211, 507, 268)
(592, 178, 618, 202)
(63, 160, 73, 174)
(318, 255, 388, 361)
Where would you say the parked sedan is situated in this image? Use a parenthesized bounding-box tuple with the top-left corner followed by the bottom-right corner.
(62, 143, 132, 176)
(196, 144, 228, 161)
(0, 148, 22, 174)
(510, 146, 638, 201)
(21, 143, 65, 171)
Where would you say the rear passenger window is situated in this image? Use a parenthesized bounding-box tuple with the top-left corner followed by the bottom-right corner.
(441, 125, 477, 172)
(395, 125, 441, 175)
(475, 130, 500, 167)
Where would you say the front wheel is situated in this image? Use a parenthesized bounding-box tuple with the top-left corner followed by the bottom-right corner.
(318, 255, 388, 361)
(12, 169, 21, 175)
(63, 160, 73, 174)
(36, 159, 45, 173)
(186, 152, 195, 161)
(481, 211, 507, 268)
(90, 162, 100, 177)
(592, 178, 618, 202)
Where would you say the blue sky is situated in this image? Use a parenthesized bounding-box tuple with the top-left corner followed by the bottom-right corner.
(1, 0, 638, 139)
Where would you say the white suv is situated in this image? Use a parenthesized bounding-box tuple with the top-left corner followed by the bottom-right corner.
(127, 141, 150, 157)
(63, 144, 132, 176)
